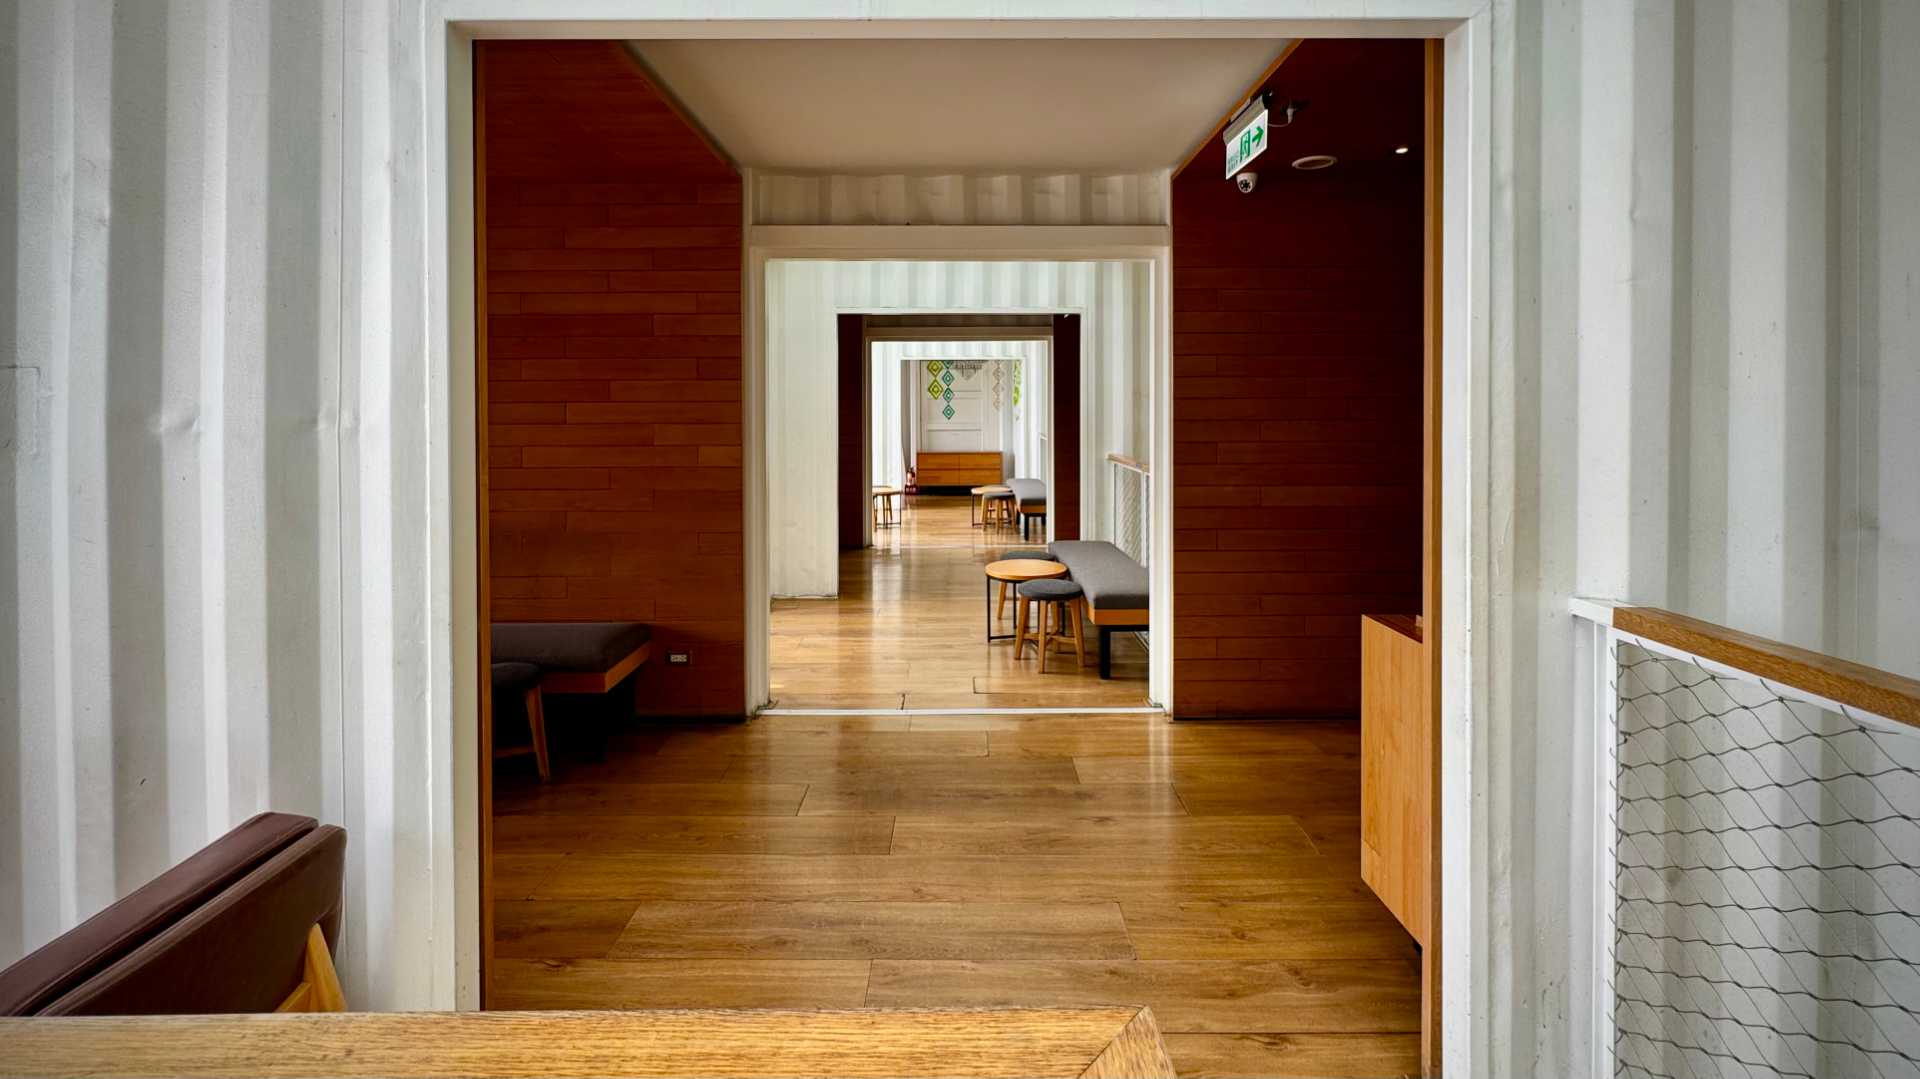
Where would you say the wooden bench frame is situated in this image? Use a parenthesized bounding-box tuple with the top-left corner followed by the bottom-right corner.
(1086, 605, 1148, 680)
(535, 640, 652, 697)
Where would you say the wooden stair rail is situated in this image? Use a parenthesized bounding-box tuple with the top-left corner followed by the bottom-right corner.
(1613, 606, 1920, 730)
(0, 1006, 1175, 1079)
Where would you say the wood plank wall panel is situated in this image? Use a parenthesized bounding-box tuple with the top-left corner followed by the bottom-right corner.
(481, 41, 743, 717)
(838, 315, 865, 551)
(1171, 40, 1425, 718)
(1052, 314, 1082, 541)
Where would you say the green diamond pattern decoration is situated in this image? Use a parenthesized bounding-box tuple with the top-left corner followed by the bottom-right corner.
(942, 404, 955, 419)
(926, 380, 943, 399)
(925, 360, 944, 375)
(940, 369, 954, 386)
(942, 387, 952, 402)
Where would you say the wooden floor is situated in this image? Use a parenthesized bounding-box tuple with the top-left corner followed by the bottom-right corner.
(491, 712, 1422, 1078)
(769, 495, 1150, 710)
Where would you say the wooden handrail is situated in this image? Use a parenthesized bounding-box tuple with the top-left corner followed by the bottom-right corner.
(1614, 606, 1920, 730)
(1105, 453, 1149, 474)
(0, 1007, 1174, 1079)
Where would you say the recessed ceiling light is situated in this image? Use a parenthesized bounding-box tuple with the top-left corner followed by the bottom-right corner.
(1394, 145, 1410, 155)
(1291, 154, 1338, 171)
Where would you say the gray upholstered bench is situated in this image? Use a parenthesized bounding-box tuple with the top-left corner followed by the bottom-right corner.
(1008, 477, 1048, 540)
(491, 621, 652, 696)
(1049, 540, 1147, 678)
(491, 622, 652, 764)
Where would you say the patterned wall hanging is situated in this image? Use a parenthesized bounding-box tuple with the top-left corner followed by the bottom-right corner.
(925, 360, 944, 376)
(991, 363, 1003, 409)
(1013, 358, 1023, 407)
(926, 378, 943, 399)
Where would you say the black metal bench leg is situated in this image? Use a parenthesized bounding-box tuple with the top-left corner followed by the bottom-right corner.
(1099, 626, 1112, 679)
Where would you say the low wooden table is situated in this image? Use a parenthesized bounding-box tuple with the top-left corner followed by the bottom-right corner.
(984, 558, 1067, 642)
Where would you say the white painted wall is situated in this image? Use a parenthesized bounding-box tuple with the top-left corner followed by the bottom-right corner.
(0, 0, 459, 1011)
(870, 341, 1048, 489)
(766, 260, 1151, 596)
(1481, 1, 1920, 1073)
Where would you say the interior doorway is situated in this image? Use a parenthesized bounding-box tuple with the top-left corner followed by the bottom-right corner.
(765, 295, 1155, 712)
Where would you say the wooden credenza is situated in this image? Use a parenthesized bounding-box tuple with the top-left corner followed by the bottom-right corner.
(916, 451, 1003, 488)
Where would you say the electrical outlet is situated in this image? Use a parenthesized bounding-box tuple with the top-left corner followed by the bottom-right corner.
(667, 650, 691, 666)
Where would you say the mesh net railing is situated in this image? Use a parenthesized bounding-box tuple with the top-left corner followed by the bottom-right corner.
(1109, 456, 1149, 569)
(1610, 641, 1920, 1078)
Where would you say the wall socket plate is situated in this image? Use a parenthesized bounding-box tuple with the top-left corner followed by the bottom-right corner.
(667, 650, 691, 665)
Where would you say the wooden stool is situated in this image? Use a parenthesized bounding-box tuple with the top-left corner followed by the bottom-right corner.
(970, 485, 1011, 527)
(979, 486, 1016, 529)
(1014, 579, 1087, 672)
(871, 485, 902, 529)
(983, 557, 1067, 642)
(490, 661, 550, 782)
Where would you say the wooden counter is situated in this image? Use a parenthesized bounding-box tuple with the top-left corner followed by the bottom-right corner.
(1359, 613, 1429, 946)
(0, 1006, 1175, 1079)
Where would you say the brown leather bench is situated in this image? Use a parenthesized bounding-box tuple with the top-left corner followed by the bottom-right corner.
(0, 812, 347, 1016)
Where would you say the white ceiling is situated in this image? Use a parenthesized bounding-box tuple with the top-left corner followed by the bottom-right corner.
(627, 39, 1290, 173)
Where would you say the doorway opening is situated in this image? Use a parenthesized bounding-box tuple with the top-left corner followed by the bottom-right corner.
(765, 287, 1156, 712)
(467, 28, 1462, 1078)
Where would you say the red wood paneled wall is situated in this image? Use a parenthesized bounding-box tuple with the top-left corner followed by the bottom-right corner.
(837, 315, 866, 551)
(1171, 41, 1424, 718)
(481, 41, 743, 717)
(1051, 314, 1082, 541)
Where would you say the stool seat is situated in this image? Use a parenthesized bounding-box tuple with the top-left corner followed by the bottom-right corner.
(491, 661, 541, 692)
(1017, 579, 1084, 600)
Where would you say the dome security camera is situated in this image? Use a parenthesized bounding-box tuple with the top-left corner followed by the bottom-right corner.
(1235, 171, 1258, 194)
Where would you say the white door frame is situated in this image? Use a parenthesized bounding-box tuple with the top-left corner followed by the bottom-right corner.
(749, 232, 1171, 713)
(431, 10, 1491, 1075)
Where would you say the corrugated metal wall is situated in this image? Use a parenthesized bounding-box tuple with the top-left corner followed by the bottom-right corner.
(754, 172, 1166, 226)
(5, 0, 1915, 1045)
(1487, 1, 1920, 1073)
(0, 0, 454, 1010)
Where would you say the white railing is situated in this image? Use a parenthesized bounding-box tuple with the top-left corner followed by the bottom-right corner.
(1571, 600, 1920, 1079)
(1107, 454, 1150, 568)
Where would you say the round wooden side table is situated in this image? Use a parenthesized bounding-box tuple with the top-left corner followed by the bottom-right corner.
(983, 558, 1067, 641)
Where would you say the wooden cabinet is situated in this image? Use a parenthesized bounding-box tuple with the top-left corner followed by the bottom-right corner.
(916, 451, 1003, 488)
(1360, 613, 1429, 946)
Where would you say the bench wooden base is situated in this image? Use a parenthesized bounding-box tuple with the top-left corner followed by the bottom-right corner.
(1087, 607, 1149, 680)
(274, 926, 346, 1014)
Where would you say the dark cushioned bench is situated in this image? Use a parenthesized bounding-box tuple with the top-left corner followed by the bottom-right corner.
(1050, 540, 1148, 678)
(0, 812, 347, 1016)
(1008, 477, 1048, 540)
(491, 621, 652, 695)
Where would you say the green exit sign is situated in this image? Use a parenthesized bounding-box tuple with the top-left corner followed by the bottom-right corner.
(1224, 106, 1268, 178)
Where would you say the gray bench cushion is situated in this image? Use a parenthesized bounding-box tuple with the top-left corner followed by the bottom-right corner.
(1008, 477, 1047, 512)
(491, 622, 651, 672)
(1048, 540, 1148, 612)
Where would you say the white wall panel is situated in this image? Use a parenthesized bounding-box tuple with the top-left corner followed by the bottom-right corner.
(755, 172, 1166, 226)
(766, 260, 1151, 597)
(1484, 1, 1920, 1073)
(0, 0, 452, 1011)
